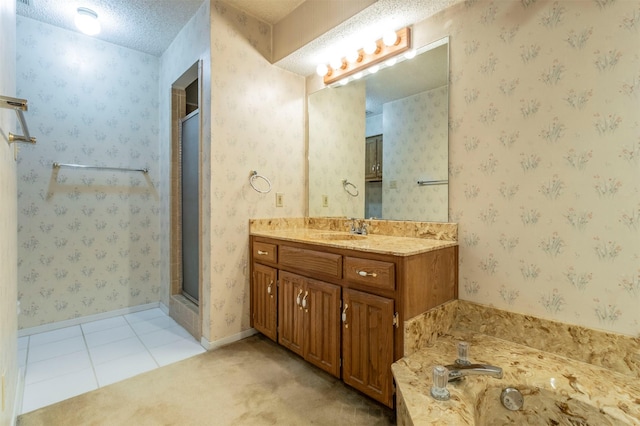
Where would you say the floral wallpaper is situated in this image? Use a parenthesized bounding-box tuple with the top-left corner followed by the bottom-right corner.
(308, 81, 366, 218)
(382, 86, 448, 222)
(16, 17, 161, 328)
(422, 0, 639, 336)
(0, 0, 19, 421)
(207, 1, 305, 342)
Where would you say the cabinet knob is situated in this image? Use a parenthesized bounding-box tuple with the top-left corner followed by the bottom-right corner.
(296, 289, 303, 307)
(267, 280, 273, 297)
(356, 270, 378, 278)
(301, 291, 309, 309)
(257, 250, 269, 256)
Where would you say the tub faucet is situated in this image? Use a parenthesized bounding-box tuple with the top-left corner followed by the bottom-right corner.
(445, 341, 503, 382)
(445, 363, 503, 381)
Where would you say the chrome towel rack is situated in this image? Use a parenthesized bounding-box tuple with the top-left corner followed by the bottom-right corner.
(0, 95, 37, 145)
(417, 179, 448, 186)
(249, 170, 272, 193)
(342, 179, 359, 197)
(53, 162, 149, 173)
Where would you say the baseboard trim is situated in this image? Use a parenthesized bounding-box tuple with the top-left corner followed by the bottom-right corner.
(18, 302, 168, 337)
(201, 328, 258, 350)
(12, 367, 24, 425)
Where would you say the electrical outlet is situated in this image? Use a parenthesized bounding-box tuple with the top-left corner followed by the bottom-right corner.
(275, 192, 284, 207)
(322, 195, 328, 207)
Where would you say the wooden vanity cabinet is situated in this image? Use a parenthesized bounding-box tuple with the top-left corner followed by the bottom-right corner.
(251, 263, 278, 342)
(250, 236, 458, 408)
(278, 271, 341, 377)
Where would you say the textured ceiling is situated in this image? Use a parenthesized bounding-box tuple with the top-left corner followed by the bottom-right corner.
(15, 0, 456, 75)
(274, 0, 459, 76)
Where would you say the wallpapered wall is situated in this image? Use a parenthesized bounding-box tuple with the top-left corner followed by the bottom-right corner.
(383, 86, 448, 222)
(308, 81, 365, 218)
(159, 0, 212, 338)
(16, 17, 161, 328)
(208, 1, 305, 342)
(424, 0, 639, 336)
(0, 0, 19, 421)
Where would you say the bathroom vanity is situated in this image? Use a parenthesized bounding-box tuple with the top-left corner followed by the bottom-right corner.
(249, 222, 458, 407)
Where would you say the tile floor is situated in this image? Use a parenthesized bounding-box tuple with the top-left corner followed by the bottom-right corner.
(18, 308, 206, 414)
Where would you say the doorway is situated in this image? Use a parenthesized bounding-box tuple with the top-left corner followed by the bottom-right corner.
(169, 61, 202, 340)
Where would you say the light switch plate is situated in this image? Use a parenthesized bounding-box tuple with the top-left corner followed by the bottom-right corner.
(322, 195, 328, 207)
(275, 192, 283, 207)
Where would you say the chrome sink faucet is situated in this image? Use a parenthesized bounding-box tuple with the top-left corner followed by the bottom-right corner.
(431, 341, 502, 401)
(349, 218, 368, 235)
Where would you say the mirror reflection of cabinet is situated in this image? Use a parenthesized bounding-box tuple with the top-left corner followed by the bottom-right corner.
(365, 135, 383, 182)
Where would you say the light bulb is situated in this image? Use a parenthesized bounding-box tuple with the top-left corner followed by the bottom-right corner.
(339, 78, 349, 86)
(329, 58, 344, 71)
(353, 72, 363, 80)
(316, 64, 329, 77)
(368, 65, 380, 74)
(75, 7, 101, 36)
(383, 30, 399, 47)
(385, 57, 397, 67)
(346, 50, 360, 64)
(363, 41, 378, 55)
(405, 50, 416, 59)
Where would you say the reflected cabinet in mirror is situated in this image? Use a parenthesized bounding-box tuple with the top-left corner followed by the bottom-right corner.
(308, 37, 449, 222)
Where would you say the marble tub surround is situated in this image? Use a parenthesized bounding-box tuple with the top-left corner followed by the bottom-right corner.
(405, 300, 640, 379)
(392, 331, 640, 426)
(249, 217, 458, 242)
(404, 300, 459, 357)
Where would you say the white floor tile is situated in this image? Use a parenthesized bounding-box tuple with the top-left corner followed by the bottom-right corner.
(20, 307, 204, 413)
(81, 316, 129, 335)
(84, 324, 136, 348)
(130, 315, 179, 335)
(29, 325, 82, 347)
(93, 351, 158, 387)
(21, 368, 97, 414)
(26, 350, 92, 385)
(27, 335, 86, 364)
(149, 338, 206, 367)
(138, 325, 193, 349)
(88, 336, 147, 365)
(124, 308, 166, 324)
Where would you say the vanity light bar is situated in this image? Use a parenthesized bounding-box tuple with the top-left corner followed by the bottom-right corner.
(320, 27, 412, 85)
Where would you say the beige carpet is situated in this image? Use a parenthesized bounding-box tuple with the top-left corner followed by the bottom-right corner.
(18, 335, 395, 425)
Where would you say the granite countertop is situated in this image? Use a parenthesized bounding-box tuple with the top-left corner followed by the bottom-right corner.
(250, 228, 458, 256)
(392, 331, 640, 425)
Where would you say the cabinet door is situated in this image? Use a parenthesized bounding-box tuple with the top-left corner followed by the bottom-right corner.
(342, 288, 394, 407)
(251, 263, 277, 342)
(365, 136, 380, 181)
(278, 271, 305, 356)
(375, 137, 383, 179)
(304, 278, 341, 378)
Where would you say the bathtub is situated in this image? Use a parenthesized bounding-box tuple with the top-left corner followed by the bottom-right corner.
(392, 331, 640, 425)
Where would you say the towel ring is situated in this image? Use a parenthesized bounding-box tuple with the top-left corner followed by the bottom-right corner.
(249, 170, 272, 194)
(342, 179, 359, 197)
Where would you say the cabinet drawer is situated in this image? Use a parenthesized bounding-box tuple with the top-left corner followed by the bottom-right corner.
(253, 242, 277, 263)
(280, 246, 342, 278)
(344, 257, 395, 291)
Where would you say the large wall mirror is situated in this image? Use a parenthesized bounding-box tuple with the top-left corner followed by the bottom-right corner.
(308, 36, 449, 222)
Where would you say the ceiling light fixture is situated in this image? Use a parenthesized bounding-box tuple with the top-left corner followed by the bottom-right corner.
(317, 27, 412, 86)
(75, 7, 101, 36)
